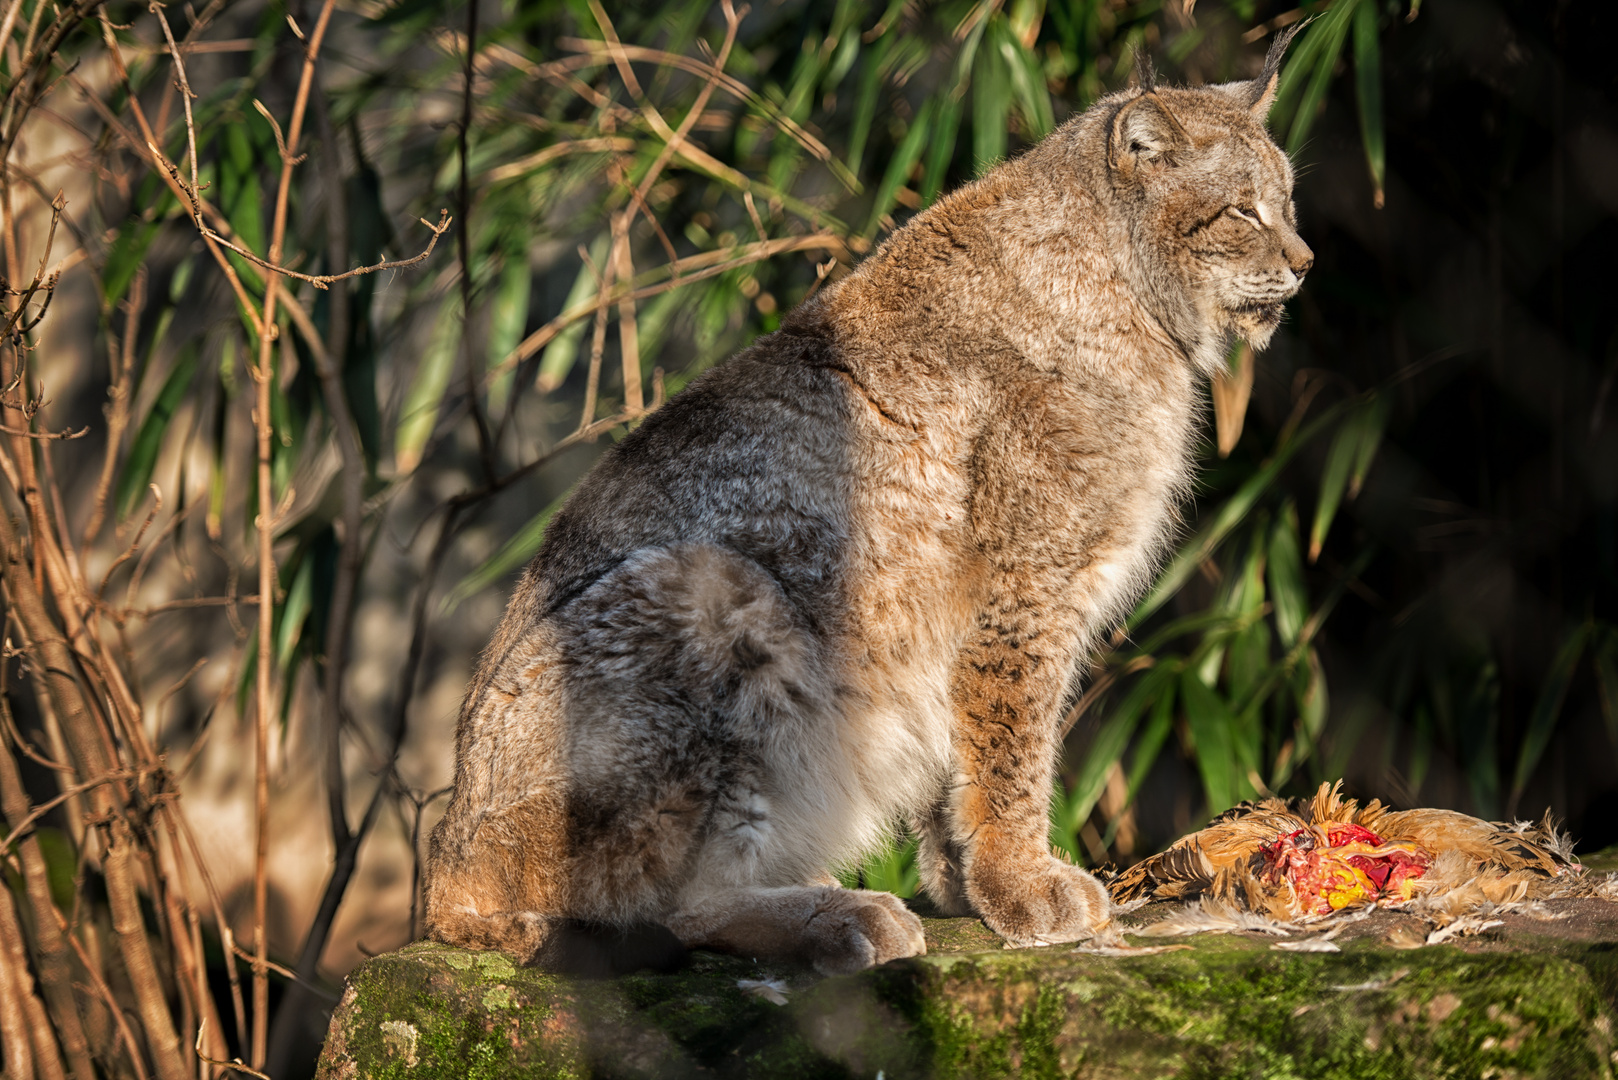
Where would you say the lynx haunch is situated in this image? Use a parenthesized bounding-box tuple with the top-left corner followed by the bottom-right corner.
(424, 35, 1313, 976)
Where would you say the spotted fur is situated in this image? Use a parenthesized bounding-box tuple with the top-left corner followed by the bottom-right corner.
(423, 35, 1313, 974)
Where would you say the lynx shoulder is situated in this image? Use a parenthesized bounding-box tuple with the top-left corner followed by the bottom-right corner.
(423, 35, 1312, 975)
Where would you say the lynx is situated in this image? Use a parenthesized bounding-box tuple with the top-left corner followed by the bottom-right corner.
(423, 33, 1312, 975)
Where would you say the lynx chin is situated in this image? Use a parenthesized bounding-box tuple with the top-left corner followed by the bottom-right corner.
(423, 33, 1313, 976)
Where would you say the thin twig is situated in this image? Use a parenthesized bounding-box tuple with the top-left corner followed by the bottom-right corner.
(85, 19, 265, 339)
(195, 1021, 270, 1080)
(82, 266, 143, 546)
(95, 485, 160, 604)
(0, 769, 139, 854)
(196, 208, 452, 290)
(486, 232, 846, 386)
(149, 4, 199, 199)
(60, 915, 151, 1080)
(0, 422, 85, 439)
(251, 0, 340, 1064)
(130, 594, 262, 618)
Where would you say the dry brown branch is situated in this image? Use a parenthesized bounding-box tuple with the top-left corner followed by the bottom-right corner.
(203, 209, 453, 290)
(149, 4, 199, 199)
(131, 594, 262, 618)
(578, 242, 610, 431)
(250, 0, 339, 1062)
(169, 807, 249, 1051)
(81, 266, 143, 546)
(95, 484, 159, 604)
(0, 421, 85, 439)
(489, 232, 846, 385)
(612, 215, 643, 414)
(541, 36, 838, 169)
(59, 918, 152, 1080)
(0, 887, 44, 1080)
(229, 944, 298, 982)
(81, 22, 266, 339)
(152, 657, 207, 739)
(0, 769, 140, 854)
(483, 135, 636, 182)
(0, 689, 72, 773)
(0, 729, 84, 1078)
(121, 497, 204, 618)
(196, 1021, 271, 1080)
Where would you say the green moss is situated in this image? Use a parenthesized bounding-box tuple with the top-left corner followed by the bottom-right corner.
(1583, 846, 1618, 875)
(319, 930, 1618, 1079)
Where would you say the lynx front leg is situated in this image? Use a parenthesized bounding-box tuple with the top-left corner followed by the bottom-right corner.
(949, 623, 1112, 946)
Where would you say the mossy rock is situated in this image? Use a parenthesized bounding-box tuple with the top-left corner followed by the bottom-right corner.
(318, 861, 1618, 1078)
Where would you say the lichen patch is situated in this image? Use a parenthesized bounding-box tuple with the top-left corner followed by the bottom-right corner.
(379, 1019, 419, 1067)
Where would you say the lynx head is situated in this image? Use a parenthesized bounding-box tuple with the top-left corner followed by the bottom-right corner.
(1097, 29, 1314, 362)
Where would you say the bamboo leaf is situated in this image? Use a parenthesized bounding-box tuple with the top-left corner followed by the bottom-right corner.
(863, 98, 935, 237)
(1268, 502, 1308, 647)
(116, 347, 196, 520)
(441, 485, 572, 614)
(103, 216, 163, 310)
(1131, 404, 1345, 628)
(536, 233, 611, 395)
(920, 97, 964, 206)
(1352, 0, 1386, 208)
(275, 553, 315, 675)
(1309, 409, 1362, 563)
(1282, 0, 1357, 156)
(394, 293, 464, 474)
(1060, 663, 1176, 841)
(486, 251, 532, 417)
(1508, 621, 1592, 813)
(1001, 21, 1055, 139)
(846, 32, 893, 177)
(860, 837, 920, 897)
(1596, 631, 1618, 751)
(971, 32, 1010, 174)
(1180, 668, 1247, 814)
(1348, 394, 1387, 499)
(1103, 677, 1177, 849)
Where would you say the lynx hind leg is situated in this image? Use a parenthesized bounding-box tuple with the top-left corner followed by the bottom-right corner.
(667, 886, 925, 976)
(423, 799, 565, 966)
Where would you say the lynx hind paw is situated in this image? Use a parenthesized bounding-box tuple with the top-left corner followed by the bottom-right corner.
(979, 858, 1113, 948)
(428, 908, 555, 966)
(805, 889, 927, 976)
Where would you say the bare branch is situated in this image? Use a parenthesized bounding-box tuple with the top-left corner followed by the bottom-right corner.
(198, 210, 452, 290)
(0, 769, 141, 854)
(0, 422, 85, 439)
(195, 1021, 270, 1080)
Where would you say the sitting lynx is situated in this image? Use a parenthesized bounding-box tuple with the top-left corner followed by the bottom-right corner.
(423, 34, 1311, 975)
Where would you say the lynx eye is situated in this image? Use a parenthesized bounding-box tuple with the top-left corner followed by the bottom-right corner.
(1227, 205, 1263, 229)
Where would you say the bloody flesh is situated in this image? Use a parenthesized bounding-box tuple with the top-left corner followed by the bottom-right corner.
(1260, 822, 1431, 915)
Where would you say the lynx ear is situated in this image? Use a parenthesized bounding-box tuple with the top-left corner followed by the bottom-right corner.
(1248, 21, 1306, 119)
(1109, 92, 1191, 175)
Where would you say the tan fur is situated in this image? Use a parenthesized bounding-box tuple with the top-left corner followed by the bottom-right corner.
(424, 37, 1312, 974)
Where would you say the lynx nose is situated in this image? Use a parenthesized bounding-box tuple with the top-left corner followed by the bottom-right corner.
(1286, 239, 1314, 281)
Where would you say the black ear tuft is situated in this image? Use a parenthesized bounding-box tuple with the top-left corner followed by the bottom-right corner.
(1249, 20, 1307, 118)
(1134, 46, 1158, 93)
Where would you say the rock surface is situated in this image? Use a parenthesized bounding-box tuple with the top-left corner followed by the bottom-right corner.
(317, 849, 1618, 1079)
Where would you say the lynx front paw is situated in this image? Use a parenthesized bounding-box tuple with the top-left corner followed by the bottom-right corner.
(971, 855, 1112, 947)
(804, 889, 927, 975)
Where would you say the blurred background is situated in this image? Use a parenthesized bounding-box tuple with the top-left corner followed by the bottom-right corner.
(0, 0, 1613, 1076)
